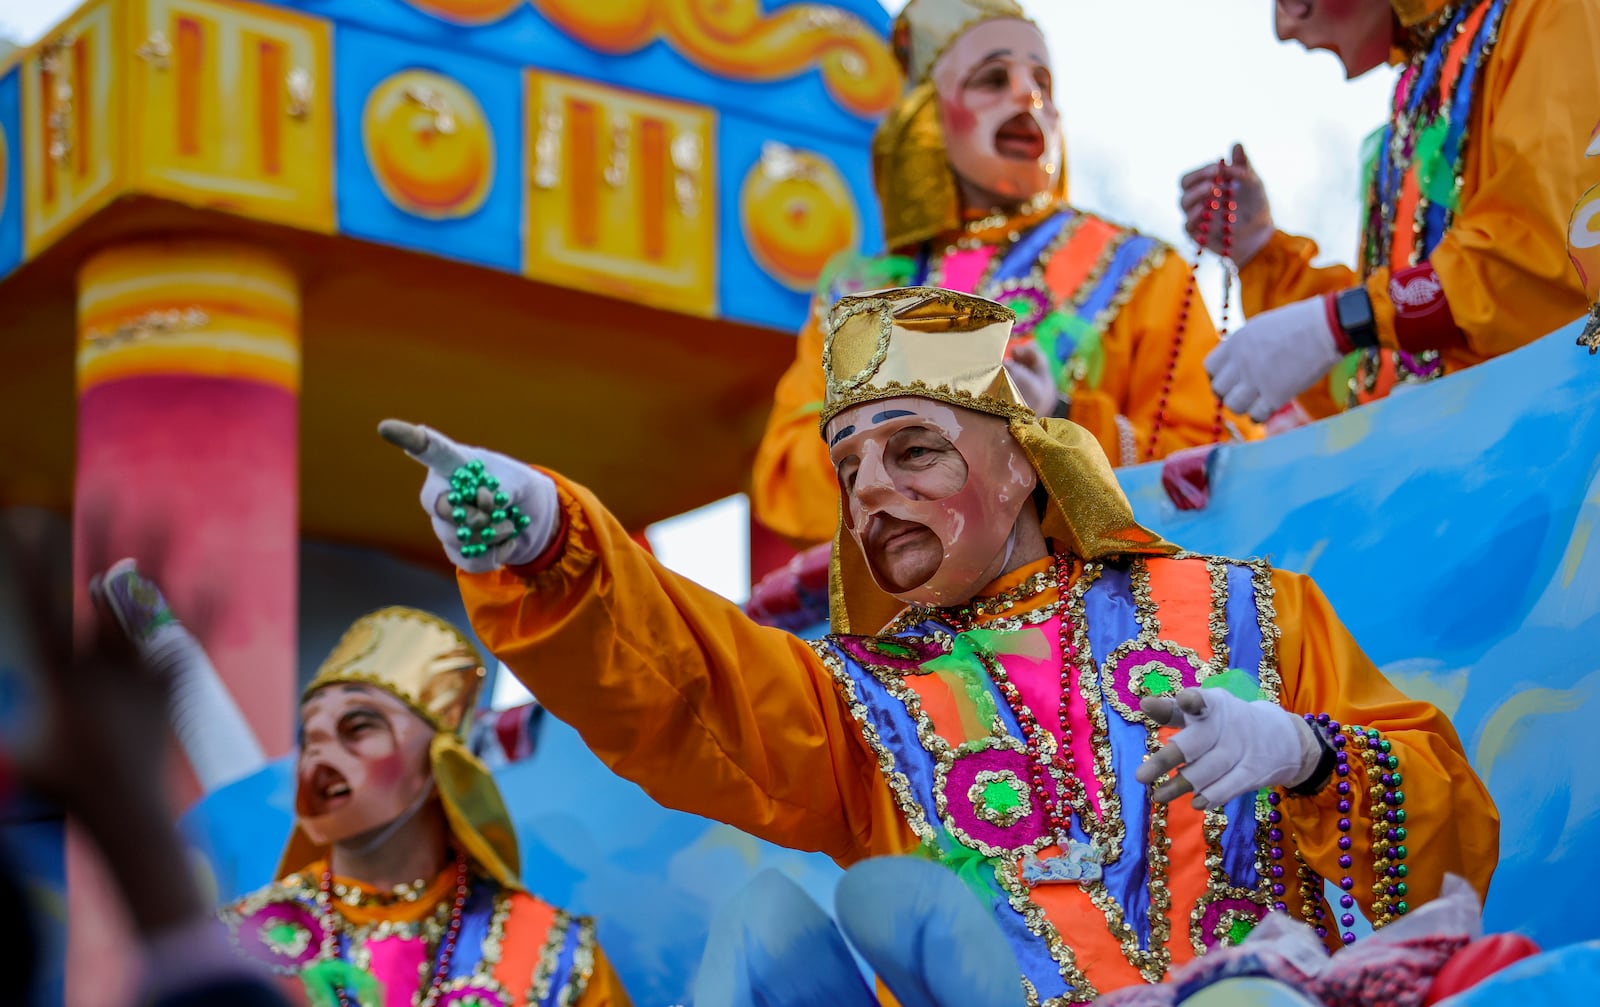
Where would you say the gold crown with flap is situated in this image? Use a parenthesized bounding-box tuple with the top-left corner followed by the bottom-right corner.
(303, 606, 484, 736)
(820, 286, 1034, 428)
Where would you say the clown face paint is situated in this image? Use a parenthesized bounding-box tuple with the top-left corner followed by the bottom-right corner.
(296, 684, 435, 847)
(931, 18, 1062, 205)
(1273, 0, 1394, 79)
(828, 397, 1038, 606)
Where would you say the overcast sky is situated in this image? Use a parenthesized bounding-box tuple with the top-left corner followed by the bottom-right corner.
(0, 0, 1395, 617)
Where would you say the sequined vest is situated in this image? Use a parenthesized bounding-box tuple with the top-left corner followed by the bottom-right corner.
(822, 207, 1165, 407)
(224, 874, 597, 1007)
(1344, 0, 1512, 408)
(814, 555, 1286, 1004)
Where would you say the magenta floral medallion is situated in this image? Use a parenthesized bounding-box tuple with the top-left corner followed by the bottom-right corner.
(834, 631, 945, 676)
(938, 737, 1059, 857)
(435, 984, 510, 1007)
(1104, 643, 1205, 723)
(233, 899, 327, 971)
(987, 277, 1053, 337)
(1196, 895, 1269, 951)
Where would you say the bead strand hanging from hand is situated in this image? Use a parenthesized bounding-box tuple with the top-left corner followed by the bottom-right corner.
(1146, 161, 1234, 462)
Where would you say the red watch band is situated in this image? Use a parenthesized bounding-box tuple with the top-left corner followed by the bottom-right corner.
(1388, 262, 1466, 353)
(1324, 293, 1355, 355)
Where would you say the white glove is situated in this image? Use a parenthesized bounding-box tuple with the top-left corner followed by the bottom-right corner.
(1004, 341, 1060, 416)
(92, 560, 267, 794)
(379, 420, 560, 574)
(1204, 296, 1345, 422)
(1134, 687, 1323, 810)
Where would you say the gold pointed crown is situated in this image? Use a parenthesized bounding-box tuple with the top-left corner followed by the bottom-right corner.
(303, 606, 484, 736)
(819, 286, 1033, 429)
(892, 0, 1032, 83)
(284, 607, 522, 889)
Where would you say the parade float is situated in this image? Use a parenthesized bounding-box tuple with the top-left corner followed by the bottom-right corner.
(3, 1, 1600, 1005)
(0, 0, 892, 1002)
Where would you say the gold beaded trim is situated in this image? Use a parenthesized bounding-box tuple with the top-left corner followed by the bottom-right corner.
(818, 377, 1039, 430)
(330, 876, 433, 908)
(528, 909, 573, 1007)
(933, 736, 1060, 858)
(813, 638, 941, 845)
(557, 917, 598, 1007)
(956, 190, 1057, 237)
(954, 569, 1056, 621)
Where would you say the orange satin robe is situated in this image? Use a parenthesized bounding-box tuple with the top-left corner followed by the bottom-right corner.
(752, 207, 1257, 548)
(1242, 0, 1600, 416)
(460, 474, 1499, 994)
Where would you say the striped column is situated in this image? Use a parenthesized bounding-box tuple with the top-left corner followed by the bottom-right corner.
(68, 240, 300, 1004)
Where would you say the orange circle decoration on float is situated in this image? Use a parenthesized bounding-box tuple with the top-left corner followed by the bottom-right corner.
(400, 0, 521, 24)
(740, 143, 860, 293)
(363, 70, 495, 221)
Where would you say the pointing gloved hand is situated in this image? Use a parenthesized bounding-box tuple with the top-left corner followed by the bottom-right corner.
(94, 560, 266, 794)
(1204, 296, 1345, 422)
(379, 420, 560, 574)
(1135, 687, 1324, 810)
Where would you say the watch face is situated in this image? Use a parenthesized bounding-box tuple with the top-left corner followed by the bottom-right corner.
(1338, 289, 1376, 333)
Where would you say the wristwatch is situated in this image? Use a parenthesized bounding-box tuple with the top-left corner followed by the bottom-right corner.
(1333, 287, 1379, 350)
(1286, 723, 1337, 798)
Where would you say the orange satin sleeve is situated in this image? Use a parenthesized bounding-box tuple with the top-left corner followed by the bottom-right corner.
(1270, 569, 1500, 918)
(1095, 251, 1262, 462)
(751, 297, 840, 549)
(1401, 0, 1600, 359)
(1239, 231, 1358, 320)
(457, 473, 915, 865)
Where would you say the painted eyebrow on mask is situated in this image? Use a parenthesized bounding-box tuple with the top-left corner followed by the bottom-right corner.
(831, 409, 920, 448)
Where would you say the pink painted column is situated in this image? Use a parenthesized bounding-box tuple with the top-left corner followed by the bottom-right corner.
(68, 239, 301, 1005)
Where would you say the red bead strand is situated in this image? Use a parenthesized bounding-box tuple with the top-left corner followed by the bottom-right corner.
(953, 554, 1090, 839)
(1146, 161, 1235, 461)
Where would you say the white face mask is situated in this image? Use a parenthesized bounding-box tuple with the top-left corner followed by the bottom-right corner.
(931, 19, 1062, 205)
(831, 398, 1037, 606)
(295, 684, 436, 848)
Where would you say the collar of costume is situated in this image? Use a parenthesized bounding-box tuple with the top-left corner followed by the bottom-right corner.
(820, 288, 1174, 633)
(1392, 0, 1455, 30)
(316, 856, 461, 927)
(1390, 0, 1472, 59)
(278, 607, 523, 892)
(875, 0, 1069, 251)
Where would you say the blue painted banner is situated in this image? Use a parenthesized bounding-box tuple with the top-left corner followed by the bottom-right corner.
(1120, 320, 1600, 949)
(0, 67, 21, 283)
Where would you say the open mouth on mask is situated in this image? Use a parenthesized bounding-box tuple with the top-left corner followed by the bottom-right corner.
(993, 112, 1046, 161)
(305, 764, 354, 814)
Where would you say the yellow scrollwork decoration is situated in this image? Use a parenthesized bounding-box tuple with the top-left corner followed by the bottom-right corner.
(529, 0, 899, 119)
